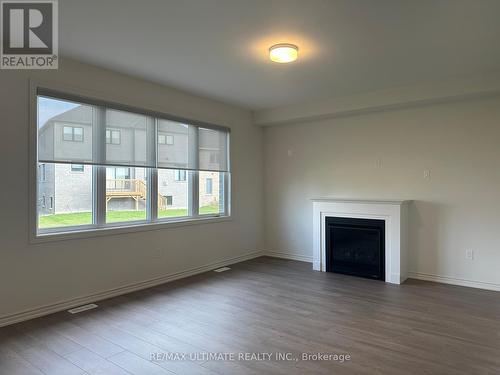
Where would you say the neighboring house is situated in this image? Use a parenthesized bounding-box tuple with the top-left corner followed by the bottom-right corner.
(38, 105, 222, 215)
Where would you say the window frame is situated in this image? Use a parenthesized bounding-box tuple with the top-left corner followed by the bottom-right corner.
(30, 82, 231, 242)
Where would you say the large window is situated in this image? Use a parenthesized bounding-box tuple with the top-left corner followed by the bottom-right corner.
(36, 91, 230, 236)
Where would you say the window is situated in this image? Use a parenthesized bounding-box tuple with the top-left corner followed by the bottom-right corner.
(39, 164, 46, 181)
(106, 129, 121, 145)
(62, 126, 84, 142)
(36, 92, 230, 236)
(158, 133, 174, 145)
(71, 164, 84, 172)
(174, 170, 186, 181)
(205, 178, 213, 194)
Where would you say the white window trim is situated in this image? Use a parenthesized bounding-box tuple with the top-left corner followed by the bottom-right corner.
(29, 80, 231, 243)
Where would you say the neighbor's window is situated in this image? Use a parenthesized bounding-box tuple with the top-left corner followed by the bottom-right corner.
(174, 169, 186, 181)
(63, 126, 84, 142)
(106, 129, 121, 145)
(158, 133, 174, 145)
(205, 178, 213, 194)
(36, 92, 230, 236)
(39, 163, 47, 181)
(71, 164, 84, 172)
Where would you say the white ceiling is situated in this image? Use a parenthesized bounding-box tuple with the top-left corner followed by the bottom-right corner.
(60, 0, 500, 110)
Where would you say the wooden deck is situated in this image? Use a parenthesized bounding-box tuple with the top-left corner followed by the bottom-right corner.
(106, 179, 167, 210)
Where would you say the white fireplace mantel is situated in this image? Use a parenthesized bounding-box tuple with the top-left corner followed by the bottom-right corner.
(312, 198, 410, 284)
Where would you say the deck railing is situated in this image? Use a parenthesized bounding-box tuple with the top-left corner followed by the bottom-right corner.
(106, 179, 167, 210)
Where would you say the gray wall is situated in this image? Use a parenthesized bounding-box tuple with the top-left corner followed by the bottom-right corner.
(0, 58, 264, 318)
(264, 96, 500, 287)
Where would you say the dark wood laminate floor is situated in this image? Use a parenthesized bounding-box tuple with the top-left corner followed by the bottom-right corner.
(1, 256, 500, 375)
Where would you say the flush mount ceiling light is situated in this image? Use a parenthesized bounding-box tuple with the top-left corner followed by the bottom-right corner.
(269, 43, 298, 63)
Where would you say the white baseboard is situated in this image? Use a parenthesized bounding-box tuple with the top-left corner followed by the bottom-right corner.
(0, 250, 264, 328)
(408, 271, 500, 292)
(265, 251, 313, 263)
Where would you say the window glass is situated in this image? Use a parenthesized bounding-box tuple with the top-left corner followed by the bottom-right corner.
(73, 127, 84, 142)
(105, 109, 152, 167)
(106, 167, 147, 223)
(199, 171, 224, 215)
(63, 126, 73, 141)
(111, 130, 120, 144)
(71, 164, 84, 172)
(206, 178, 213, 194)
(37, 163, 93, 229)
(39, 164, 46, 181)
(157, 120, 194, 170)
(158, 169, 189, 219)
(174, 170, 186, 181)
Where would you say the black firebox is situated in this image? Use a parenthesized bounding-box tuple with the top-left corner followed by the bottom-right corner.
(326, 217, 385, 281)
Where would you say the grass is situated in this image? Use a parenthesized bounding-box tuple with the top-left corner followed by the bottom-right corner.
(39, 205, 221, 229)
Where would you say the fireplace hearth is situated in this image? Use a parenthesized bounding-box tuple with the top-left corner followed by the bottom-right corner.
(326, 217, 385, 281)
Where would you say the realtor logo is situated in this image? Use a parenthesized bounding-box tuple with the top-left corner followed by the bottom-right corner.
(1, 0, 58, 69)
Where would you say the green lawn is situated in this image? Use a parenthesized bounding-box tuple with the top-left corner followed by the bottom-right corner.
(39, 205, 221, 229)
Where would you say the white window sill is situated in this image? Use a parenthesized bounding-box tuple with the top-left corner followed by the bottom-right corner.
(31, 215, 231, 244)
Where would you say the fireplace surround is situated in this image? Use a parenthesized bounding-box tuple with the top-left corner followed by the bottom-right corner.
(312, 198, 410, 284)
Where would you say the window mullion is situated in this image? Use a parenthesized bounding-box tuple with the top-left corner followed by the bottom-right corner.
(190, 170, 199, 217)
(149, 118, 158, 221)
(191, 126, 200, 217)
(150, 168, 158, 221)
(94, 106, 106, 226)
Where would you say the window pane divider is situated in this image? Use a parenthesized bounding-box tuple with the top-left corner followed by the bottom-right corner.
(148, 118, 158, 222)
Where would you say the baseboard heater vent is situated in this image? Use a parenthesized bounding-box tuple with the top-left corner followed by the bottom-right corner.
(67, 303, 98, 314)
(214, 267, 231, 273)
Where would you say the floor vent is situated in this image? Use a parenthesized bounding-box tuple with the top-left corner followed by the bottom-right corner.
(67, 303, 98, 314)
(214, 267, 231, 273)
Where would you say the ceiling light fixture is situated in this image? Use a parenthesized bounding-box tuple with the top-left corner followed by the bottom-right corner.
(269, 43, 298, 63)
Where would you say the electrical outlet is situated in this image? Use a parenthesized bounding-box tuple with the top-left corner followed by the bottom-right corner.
(424, 170, 431, 179)
(465, 249, 474, 260)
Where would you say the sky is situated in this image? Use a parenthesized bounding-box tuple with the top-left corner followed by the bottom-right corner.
(38, 97, 79, 128)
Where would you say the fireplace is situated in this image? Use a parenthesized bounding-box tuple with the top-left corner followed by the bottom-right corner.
(326, 217, 385, 281)
(313, 198, 409, 284)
